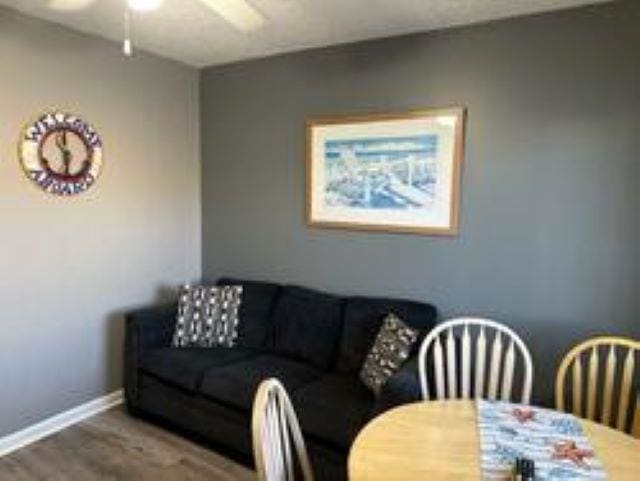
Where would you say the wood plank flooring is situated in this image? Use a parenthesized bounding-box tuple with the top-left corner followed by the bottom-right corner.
(0, 407, 256, 481)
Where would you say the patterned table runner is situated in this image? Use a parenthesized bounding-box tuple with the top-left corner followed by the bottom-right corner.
(477, 400, 607, 480)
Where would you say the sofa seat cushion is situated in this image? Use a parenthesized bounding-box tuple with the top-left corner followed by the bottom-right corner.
(292, 374, 374, 450)
(139, 347, 255, 392)
(270, 285, 344, 369)
(200, 354, 321, 411)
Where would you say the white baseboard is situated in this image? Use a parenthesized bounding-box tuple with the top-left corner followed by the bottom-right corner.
(0, 389, 124, 457)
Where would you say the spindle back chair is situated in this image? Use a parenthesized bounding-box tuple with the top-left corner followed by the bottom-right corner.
(252, 378, 315, 481)
(418, 317, 533, 403)
(556, 336, 640, 438)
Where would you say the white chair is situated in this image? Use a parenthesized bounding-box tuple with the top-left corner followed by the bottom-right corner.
(251, 378, 315, 481)
(418, 317, 533, 403)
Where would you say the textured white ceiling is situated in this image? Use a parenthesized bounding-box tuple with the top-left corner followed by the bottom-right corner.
(0, 0, 610, 67)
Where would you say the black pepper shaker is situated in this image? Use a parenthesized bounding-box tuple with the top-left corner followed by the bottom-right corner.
(513, 458, 523, 481)
(522, 459, 535, 481)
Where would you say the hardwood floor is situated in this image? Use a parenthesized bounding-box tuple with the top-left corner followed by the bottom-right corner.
(0, 407, 256, 481)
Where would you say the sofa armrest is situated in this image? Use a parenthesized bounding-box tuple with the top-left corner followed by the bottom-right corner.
(126, 303, 177, 352)
(124, 303, 177, 410)
(373, 357, 422, 415)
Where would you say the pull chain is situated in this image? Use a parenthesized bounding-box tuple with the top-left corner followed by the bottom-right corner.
(123, 6, 133, 57)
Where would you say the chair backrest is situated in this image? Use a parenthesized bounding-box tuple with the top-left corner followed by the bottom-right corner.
(556, 336, 640, 437)
(418, 317, 533, 403)
(251, 378, 315, 481)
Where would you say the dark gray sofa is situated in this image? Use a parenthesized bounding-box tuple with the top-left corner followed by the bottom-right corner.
(124, 278, 437, 481)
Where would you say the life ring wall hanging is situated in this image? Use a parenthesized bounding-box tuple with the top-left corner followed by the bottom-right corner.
(19, 111, 103, 196)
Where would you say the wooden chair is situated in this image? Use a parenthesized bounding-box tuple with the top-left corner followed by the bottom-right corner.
(251, 378, 315, 481)
(556, 336, 640, 437)
(418, 317, 533, 403)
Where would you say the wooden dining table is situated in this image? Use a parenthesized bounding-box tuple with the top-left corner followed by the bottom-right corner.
(348, 400, 640, 481)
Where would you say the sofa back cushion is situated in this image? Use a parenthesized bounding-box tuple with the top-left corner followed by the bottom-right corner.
(336, 296, 437, 374)
(217, 277, 281, 349)
(269, 285, 344, 370)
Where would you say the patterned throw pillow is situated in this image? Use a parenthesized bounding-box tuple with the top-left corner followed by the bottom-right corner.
(359, 313, 419, 395)
(172, 284, 243, 348)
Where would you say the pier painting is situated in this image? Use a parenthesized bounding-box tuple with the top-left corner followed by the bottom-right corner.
(323, 135, 438, 210)
(307, 108, 465, 235)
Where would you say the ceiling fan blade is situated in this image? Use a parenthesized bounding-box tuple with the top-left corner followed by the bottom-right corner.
(47, 0, 96, 11)
(198, 0, 265, 32)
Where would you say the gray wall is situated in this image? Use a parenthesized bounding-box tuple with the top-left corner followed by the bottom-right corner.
(0, 8, 201, 436)
(201, 1, 639, 404)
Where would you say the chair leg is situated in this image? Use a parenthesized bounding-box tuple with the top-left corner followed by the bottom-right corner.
(632, 394, 640, 439)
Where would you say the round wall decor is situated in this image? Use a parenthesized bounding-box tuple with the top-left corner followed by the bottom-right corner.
(19, 111, 103, 196)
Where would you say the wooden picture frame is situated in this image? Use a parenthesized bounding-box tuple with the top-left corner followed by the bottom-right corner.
(306, 107, 465, 236)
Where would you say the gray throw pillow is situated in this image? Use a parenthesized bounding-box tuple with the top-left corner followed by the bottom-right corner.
(172, 284, 243, 348)
(359, 313, 419, 395)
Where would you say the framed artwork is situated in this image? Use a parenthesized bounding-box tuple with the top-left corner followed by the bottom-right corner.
(306, 107, 465, 235)
(19, 111, 103, 196)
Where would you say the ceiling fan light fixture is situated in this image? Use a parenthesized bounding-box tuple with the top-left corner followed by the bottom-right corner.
(127, 0, 164, 12)
(198, 0, 265, 32)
